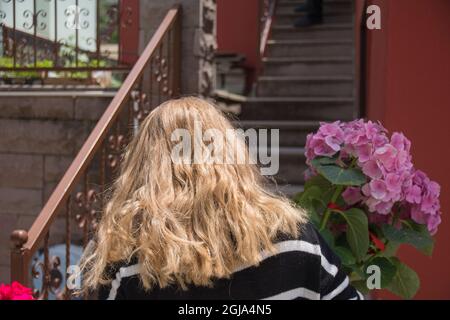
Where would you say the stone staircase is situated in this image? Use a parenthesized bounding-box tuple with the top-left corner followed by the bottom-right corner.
(239, 0, 357, 197)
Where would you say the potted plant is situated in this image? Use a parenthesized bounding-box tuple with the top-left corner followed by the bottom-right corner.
(295, 120, 441, 299)
(0, 57, 51, 85)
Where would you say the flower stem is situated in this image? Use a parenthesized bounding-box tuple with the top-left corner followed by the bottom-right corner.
(320, 185, 344, 231)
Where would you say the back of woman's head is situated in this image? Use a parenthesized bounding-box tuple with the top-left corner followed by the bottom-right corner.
(81, 96, 307, 291)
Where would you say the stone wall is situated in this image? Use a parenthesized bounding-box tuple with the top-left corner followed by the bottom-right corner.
(139, 0, 216, 96)
(0, 92, 114, 283)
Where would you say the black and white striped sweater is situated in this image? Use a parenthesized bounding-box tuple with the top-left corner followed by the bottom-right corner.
(98, 223, 363, 300)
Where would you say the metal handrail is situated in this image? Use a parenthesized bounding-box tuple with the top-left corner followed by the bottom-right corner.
(259, 0, 278, 57)
(10, 5, 181, 299)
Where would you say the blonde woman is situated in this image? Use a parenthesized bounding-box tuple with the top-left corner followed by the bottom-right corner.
(80, 97, 363, 300)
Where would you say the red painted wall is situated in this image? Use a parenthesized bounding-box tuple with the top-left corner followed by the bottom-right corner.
(119, 0, 140, 65)
(364, 0, 450, 299)
(216, 0, 261, 71)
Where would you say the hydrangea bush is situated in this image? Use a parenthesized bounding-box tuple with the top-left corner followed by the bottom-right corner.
(295, 119, 441, 299)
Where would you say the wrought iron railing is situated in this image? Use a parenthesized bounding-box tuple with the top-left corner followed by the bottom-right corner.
(0, 0, 139, 81)
(10, 4, 181, 299)
(259, 0, 277, 57)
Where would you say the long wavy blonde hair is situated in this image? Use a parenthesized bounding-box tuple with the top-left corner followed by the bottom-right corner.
(80, 96, 307, 292)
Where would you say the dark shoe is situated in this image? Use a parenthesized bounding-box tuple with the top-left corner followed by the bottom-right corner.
(293, 15, 323, 28)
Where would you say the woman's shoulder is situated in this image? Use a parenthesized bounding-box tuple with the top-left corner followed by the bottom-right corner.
(274, 221, 321, 245)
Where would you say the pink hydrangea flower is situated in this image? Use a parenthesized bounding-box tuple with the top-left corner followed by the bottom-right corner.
(304, 120, 442, 234)
(362, 160, 382, 179)
(405, 170, 441, 234)
(369, 180, 388, 201)
(342, 187, 363, 205)
(406, 185, 422, 204)
(305, 121, 344, 161)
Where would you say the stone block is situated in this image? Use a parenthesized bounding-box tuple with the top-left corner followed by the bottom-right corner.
(74, 96, 113, 121)
(0, 119, 88, 155)
(44, 155, 73, 183)
(0, 154, 43, 189)
(0, 265, 10, 284)
(0, 212, 18, 243)
(0, 188, 42, 216)
(0, 96, 74, 120)
(43, 182, 57, 204)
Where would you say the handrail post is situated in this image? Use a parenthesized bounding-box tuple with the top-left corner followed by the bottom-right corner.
(10, 230, 31, 286)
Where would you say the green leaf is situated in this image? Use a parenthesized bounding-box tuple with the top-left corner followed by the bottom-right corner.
(387, 258, 420, 299)
(382, 224, 434, 256)
(295, 185, 323, 209)
(351, 280, 370, 295)
(307, 208, 321, 227)
(304, 173, 332, 192)
(295, 185, 322, 204)
(365, 257, 397, 289)
(334, 246, 356, 266)
(318, 228, 335, 249)
(380, 241, 401, 257)
(348, 264, 367, 280)
(338, 208, 369, 262)
(295, 186, 323, 226)
(312, 156, 338, 165)
(311, 158, 366, 186)
(410, 223, 435, 256)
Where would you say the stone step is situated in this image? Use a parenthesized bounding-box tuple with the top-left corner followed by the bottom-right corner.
(254, 147, 308, 185)
(277, 146, 307, 186)
(276, 1, 353, 15)
(240, 97, 355, 121)
(266, 39, 353, 58)
(235, 120, 320, 130)
(262, 56, 353, 77)
(256, 75, 354, 97)
(271, 23, 353, 40)
(274, 11, 353, 24)
(234, 120, 320, 147)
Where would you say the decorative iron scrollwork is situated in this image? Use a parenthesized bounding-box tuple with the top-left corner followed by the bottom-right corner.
(75, 188, 98, 231)
(31, 234, 64, 300)
(131, 89, 150, 122)
(64, 5, 90, 30)
(107, 132, 126, 169)
(153, 52, 169, 95)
